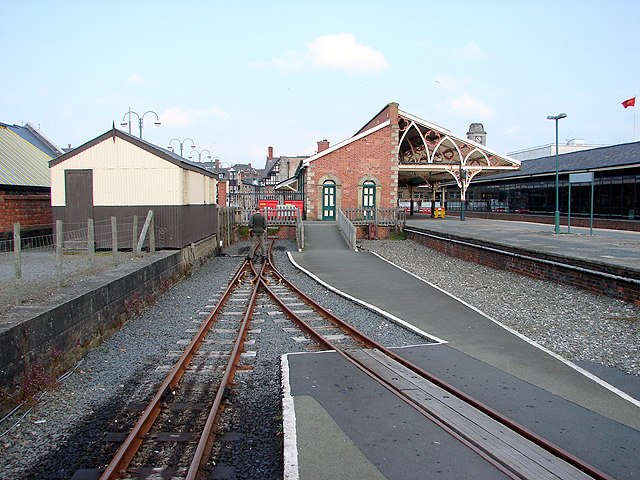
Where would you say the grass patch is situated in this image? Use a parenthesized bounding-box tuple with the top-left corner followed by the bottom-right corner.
(388, 229, 407, 241)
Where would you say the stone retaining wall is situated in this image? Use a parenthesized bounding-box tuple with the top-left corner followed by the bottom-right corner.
(0, 235, 219, 414)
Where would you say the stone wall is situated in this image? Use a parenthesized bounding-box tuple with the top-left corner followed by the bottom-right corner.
(0, 235, 219, 414)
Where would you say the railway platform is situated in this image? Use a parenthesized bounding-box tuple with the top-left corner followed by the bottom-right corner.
(284, 218, 640, 480)
(404, 215, 640, 272)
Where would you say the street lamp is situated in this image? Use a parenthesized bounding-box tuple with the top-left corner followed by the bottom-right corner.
(459, 167, 467, 221)
(546, 113, 567, 234)
(189, 148, 212, 162)
(168, 138, 196, 157)
(121, 108, 161, 139)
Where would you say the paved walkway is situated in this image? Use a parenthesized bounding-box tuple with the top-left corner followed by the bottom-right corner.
(284, 219, 640, 480)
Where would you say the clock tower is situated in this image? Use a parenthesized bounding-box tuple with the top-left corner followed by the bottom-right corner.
(466, 123, 487, 146)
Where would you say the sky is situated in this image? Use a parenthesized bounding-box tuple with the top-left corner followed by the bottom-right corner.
(3, 0, 639, 168)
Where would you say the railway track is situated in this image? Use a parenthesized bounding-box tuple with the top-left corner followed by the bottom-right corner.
(75, 241, 613, 480)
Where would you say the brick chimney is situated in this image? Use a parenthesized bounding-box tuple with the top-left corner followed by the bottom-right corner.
(317, 139, 330, 153)
(268, 146, 274, 160)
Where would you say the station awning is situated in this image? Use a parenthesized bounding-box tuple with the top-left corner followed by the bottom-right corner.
(397, 109, 520, 190)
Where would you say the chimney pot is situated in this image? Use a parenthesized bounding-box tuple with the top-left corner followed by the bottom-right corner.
(268, 146, 273, 159)
(317, 139, 330, 152)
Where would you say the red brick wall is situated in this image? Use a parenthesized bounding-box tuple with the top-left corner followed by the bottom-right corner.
(357, 102, 397, 134)
(0, 191, 52, 233)
(305, 119, 399, 220)
(355, 225, 391, 240)
(217, 181, 227, 207)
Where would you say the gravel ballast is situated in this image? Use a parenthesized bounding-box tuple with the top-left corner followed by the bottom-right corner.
(0, 238, 638, 479)
(0, 241, 428, 479)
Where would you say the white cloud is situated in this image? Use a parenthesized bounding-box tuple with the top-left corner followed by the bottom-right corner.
(450, 93, 495, 119)
(253, 33, 389, 73)
(451, 41, 485, 61)
(127, 74, 145, 85)
(307, 34, 389, 73)
(159, 106, 228, 129)
(253, 49, 307, 70)
(160, 107, 192, 128)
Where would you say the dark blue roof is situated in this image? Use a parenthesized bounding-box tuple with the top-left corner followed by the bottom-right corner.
(476, 141, 640, 183)
(0, 122, 63, 158)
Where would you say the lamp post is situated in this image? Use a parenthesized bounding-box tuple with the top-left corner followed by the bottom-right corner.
(121, 108, 161, 139)
(546, 113, 567, 234)
(459, 168, 467, 221)
(168, 138, 196, 157)
(189, 148, 212, 162)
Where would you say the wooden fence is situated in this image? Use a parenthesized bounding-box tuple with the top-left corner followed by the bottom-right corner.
(343, 207, 406, 227)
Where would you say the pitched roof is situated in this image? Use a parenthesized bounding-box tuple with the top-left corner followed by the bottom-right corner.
(473, 141, 640, 183)
(50, 127, 216, 178)
(264, 157, 279, 175)
(301, 103, 521, 186)
(4, 122, 64, 157)
(0, 124, 53, 188)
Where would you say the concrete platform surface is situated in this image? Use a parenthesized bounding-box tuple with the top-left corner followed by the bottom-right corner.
(284, 219, 640, 480)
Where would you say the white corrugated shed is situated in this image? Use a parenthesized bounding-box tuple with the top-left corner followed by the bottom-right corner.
(50, 127, 216, 207)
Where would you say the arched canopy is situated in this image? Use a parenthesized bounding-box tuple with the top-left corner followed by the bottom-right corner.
(397, 110, 520, 190)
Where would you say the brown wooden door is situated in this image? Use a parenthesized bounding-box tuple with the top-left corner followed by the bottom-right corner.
(65, 169, 93, 225)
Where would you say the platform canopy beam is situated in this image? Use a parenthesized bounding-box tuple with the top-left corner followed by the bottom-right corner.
(396, 110, 521, 207)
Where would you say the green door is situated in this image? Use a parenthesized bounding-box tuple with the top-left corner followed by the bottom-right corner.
(363, 181, 376, 220)
(322, 182, 336, 220)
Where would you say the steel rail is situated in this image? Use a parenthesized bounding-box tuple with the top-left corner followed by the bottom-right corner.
(186, 260, 261, 479)
(99, 259, 250, 480)
(186, 241, 281, 477)
(258, 255, 521, 478)
(262, 247, 614, 480)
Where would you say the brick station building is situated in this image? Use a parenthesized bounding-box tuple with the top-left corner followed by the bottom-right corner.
(291, 102, 521, 221)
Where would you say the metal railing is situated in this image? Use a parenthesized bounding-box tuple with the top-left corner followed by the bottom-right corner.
(227, 192, 304, 209)
(337, 209, 357, 251)
(343, 207, 406, 228)
(235, 206, 300, 226)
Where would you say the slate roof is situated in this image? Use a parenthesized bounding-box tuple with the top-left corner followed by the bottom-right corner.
(263, 157, 279, 176)
(0, 123, 54, 188)
(474, 141, 640, 183)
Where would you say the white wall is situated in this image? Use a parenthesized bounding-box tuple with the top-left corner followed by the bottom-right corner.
(51, 136, 215, 206)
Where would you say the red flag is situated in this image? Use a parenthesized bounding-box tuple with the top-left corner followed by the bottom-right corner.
(622, 97, 636, 109)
